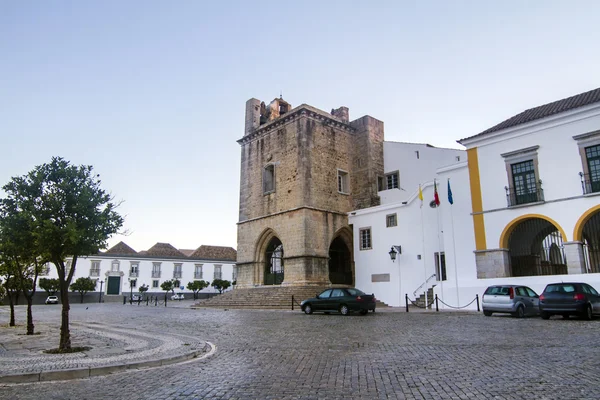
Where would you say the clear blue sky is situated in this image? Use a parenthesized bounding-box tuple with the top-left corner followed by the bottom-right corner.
(2, 1, 600, 252)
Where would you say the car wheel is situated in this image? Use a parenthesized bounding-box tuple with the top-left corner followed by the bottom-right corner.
(483, 311, 492, 317)
(581, 305, 593, 321)
(360, 310, 368, 315)
(339, 304, 349, 315)
(303, 304, 313, 315)
(541, 311, 551, 320)
(515, 305, 525, 318)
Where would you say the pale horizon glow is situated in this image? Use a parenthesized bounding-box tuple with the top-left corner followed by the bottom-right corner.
(2, 1, 600, 252)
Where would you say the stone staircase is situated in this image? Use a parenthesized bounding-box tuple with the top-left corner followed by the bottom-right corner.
(412, 286, 435, 309)
(192, 286, 389, 310)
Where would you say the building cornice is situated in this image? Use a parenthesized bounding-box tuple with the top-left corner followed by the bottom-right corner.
(237, 104, 355, 145)
(459, 102, 600, 148)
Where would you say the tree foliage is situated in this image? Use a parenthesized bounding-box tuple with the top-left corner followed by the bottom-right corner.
(0, 157, 124, 350)
(187, 280, 209, 299)
(138, 284, 149, 295)
(70, 277, 97, 303)
(211, 279, 231, 294)
(160, 279, 180, 298)
(39, 278, 61, 295)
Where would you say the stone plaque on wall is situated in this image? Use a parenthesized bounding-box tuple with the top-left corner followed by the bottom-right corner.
(371, 273, 390, 282)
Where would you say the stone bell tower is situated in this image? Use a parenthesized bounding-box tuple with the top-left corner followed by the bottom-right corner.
(236, 96, 384, 288)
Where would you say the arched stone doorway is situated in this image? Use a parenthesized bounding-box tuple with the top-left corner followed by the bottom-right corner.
(581, 211, 600, 273)
(264, 237, 284, 285)
(505, 217, 567, 276)
(328, 235, 352, 285)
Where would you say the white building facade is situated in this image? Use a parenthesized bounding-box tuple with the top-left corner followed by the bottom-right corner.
(351, 87, 600, 309)
(37, 241, 237, 300)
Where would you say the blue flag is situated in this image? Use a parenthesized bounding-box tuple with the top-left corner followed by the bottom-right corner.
(447, 179, 454, 205)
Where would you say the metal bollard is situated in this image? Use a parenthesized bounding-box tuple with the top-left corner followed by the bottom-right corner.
(476, 294, 480, 312)
(435, 294, 439, 312)
(291, 295, 294, 311)
(146, 297, 149, 306)
(123, 296, 126, 305)
(155, 297, 158, 306)
(165, 295, 167, 307)
(405, 294, 409, 313)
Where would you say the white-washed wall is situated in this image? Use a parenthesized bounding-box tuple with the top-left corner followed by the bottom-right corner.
(38, 256, 236, 296)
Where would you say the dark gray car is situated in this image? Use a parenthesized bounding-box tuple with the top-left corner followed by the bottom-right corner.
(482, 285, 539, 318)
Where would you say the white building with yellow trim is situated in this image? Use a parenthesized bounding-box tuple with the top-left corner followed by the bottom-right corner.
(351, 87, 600, 308)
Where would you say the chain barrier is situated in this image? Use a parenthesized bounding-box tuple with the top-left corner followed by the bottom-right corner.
(291, 295, 303, 310)
(404, 293, 481, 312)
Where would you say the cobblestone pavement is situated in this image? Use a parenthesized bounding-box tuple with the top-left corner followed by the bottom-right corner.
(1, 302, 599, 399)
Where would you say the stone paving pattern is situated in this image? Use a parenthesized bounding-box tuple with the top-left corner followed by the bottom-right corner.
(1, 302, 600, 399)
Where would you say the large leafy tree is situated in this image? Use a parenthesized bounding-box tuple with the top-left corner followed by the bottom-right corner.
(187, 280, 209, 300)
(0, 207, 46, 334)
(0, 157, 123, 351)
(70, 277, 97, 304)
(39, 277, 61, 296)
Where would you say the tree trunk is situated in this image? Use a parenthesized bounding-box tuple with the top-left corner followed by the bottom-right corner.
(59, 282, 71, 350)
(80, 293, 84, 303)
(8, 293, 15, 327)
(26, 298, 34, 335)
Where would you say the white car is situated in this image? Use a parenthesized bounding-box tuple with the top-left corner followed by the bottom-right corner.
(171, 293, 185, 301)
(45, 296, 59, 304)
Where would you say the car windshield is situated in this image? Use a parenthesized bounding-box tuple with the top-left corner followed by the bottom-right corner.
(346, 288, 365, 296)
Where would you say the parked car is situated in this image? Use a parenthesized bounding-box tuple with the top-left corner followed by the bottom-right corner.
(300, 288, 376, 315)
(45, 296, 59, 304)
(171, 293, 185, 301)
(131, 294, 143, 301)
(482, 285, 539, 318)
(539, 282, 600, 320)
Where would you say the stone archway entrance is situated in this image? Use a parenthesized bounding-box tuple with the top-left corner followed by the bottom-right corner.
(264, 237, 284, 285)
(328, 236, 352, 285)
(582, 211, 600, 273)
(507, 217, 567, 276)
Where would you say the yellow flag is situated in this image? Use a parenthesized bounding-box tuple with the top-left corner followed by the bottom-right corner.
(418, 184, 423, 205)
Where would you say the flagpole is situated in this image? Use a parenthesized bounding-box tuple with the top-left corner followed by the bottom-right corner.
(418, 183, 428, 309)
(436, 195, 444, 309)
(420, 197, 428, 309)
(448, 178, 460, 306)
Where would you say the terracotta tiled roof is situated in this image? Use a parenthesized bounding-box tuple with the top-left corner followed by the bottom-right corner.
(103, 241, 137, 255)
(189, 245, 237, 261)
(145, 243, 186, 258)
(179, 249, 195, 257)
(461, 87, 600, 142)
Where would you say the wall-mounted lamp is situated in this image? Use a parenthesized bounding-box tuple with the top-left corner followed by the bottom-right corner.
(389, 246, 401, 262)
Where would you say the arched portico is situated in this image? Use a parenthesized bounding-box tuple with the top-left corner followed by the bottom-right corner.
(500, 214, 568, 277)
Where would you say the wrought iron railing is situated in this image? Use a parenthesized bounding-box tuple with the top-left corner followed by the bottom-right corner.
(129, 272, 138, 278)
(194, 273, 203, 279)
(151, 271, 161, 278)
(580, 172, 600, 195)
(173, 272, 182, 279)
(505, 181, 544, 206)
(413, 273, 437, 298)
(89, 269, 100, 277)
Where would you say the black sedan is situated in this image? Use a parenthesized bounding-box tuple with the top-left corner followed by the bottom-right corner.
(539, 282, 600, 320)
(300, 288, 376, 315)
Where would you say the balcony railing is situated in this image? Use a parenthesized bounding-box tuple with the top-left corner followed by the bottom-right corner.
(505, 182, 544, 207)
(580, 172, 600, 194)
(129, 272, 138, 278)
(151, 271, 161, 278)
(213, 273, 222, 280)
(89, 269, 100, 277)
(194, 273, 203, 279)
(173, 272, 182, 279)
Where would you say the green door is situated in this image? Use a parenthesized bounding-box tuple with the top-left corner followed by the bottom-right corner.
(107, 276, 121, 295)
